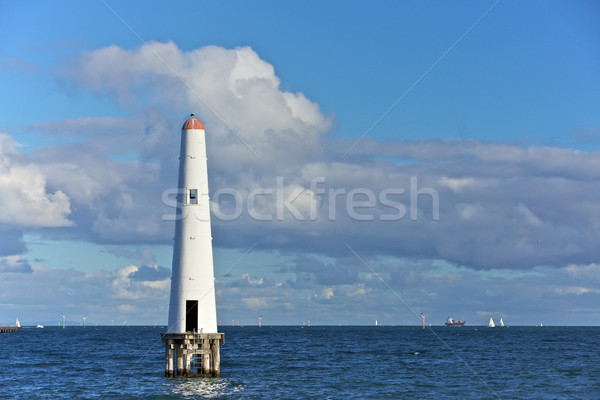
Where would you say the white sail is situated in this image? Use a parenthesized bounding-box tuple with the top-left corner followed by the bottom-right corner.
(15, 318, 20, 328)
(500, 318, 504, 327)
(488, 317, 495, 328)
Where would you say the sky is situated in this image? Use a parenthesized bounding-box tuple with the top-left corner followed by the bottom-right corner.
(1, 0, 599, 326)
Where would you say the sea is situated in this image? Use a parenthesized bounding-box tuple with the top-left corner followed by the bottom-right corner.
(1, 325, 598, 399)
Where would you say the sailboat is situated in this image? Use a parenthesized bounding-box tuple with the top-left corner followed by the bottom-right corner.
(499, 318, 505, 327)
(488, 317, 495, 328)
(15, 318, 20, 328)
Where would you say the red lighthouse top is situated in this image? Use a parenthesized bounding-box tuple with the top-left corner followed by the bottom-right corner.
(181, 113, 204, 130)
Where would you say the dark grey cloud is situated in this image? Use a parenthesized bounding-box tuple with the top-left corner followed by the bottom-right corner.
(26, 117, 598, 271)
(207, 138, 600, 271)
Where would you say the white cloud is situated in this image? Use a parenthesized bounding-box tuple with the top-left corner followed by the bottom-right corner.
(553, 286, 599, 296)
(0, 134, 72, 228)
(143, 279, 170, 290)
(242, 273, 264, 286)
(456, 203, 480, 220)
(111, 264, 169, 301)
(321, 287, 334, 299)
(438, 177, 476, 192)
(229, 46, 278, 93)
(347, 284, 367, 297)
(565, 263, 600, 279)
(0, 255, 32, 273)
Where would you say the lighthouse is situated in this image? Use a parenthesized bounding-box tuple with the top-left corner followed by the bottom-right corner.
(162, 114, 224, 378)
(168, 113, 217, 334)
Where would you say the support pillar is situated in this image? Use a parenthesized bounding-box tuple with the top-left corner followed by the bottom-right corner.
(211, 339, 221, 377)
(184, 350, 191, 377)
(176, 346, 184, 376)
(202, 337, 211, 375)
(165, 341, 174, 378)
(164, 341, 169, 377)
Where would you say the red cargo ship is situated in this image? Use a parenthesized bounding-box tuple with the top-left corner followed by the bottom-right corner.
(444, 317, 465, 327)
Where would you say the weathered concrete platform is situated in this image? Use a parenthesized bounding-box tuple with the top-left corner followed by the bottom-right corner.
(161, 332, 224, 378)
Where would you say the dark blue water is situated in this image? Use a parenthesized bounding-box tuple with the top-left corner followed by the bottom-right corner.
(1, 326, 599, 399)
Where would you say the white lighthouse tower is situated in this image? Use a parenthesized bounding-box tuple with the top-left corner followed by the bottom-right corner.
(162, 114, 223, 378)
(167, 113, 217, 334)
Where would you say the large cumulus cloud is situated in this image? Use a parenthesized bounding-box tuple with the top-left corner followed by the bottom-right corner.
(64, 42, 333, 170)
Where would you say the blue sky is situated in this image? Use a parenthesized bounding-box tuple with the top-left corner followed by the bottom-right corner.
(1, 1, 599, 326)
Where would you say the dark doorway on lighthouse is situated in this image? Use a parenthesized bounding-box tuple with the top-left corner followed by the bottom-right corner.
(186, 300, 198, 332)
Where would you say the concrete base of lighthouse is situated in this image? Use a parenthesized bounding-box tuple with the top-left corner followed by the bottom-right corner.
(161, 332, 224, 378)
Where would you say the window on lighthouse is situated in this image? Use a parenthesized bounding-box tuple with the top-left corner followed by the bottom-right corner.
(189, 189, 198, 204)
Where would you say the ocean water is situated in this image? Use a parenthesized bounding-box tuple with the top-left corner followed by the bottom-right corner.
(1, 325, 599, 399)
